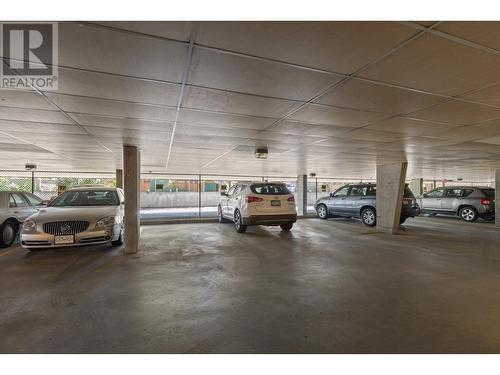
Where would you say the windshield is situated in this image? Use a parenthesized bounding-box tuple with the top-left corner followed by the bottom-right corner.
(49, 190, 119, 207)
(482, 189, 495, 198)
(250, 183, 290, 195)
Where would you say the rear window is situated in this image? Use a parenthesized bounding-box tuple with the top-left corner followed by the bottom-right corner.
(482, 189, 495, 198)
(250, 183, 290, 195)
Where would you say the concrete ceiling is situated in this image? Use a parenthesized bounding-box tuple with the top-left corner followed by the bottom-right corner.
(1, 21, 500, 181)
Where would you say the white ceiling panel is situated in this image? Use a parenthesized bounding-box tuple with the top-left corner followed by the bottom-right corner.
(59, 22, 188, 82)
(0, 107, 71, 124)
(0, 90, 54, 110)
(188, 47, 343, 101)
(45, 94, 178, 122)
(53, 68, 182, 106)
(288, 103, 387, 127)
(70, 113, 173, 132)
(92, 21, 192, 41)
(359, 33, 500, 96)
(182, 86, 300, 118)
(195, 22, 416, 74)
(178, 108, 275, 130)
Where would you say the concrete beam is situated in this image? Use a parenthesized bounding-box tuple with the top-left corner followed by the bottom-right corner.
(116, 169, 123, 189)
(496, 169, 500, 228)
(296, 175, 307, 216)
(123, 145, 140, 254)
(410, 178, 423, 197)
(376, 162, 408, 234)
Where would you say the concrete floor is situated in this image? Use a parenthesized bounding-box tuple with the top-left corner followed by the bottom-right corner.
(1, 216, 500, 353)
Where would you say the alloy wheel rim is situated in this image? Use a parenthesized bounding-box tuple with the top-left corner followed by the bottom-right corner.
(318, 206, 326, 218)
(235, 212, 240, 229)
(364, 211, 375, 224)
(462, 209, 474, 221)
(3, 225, 14, 243)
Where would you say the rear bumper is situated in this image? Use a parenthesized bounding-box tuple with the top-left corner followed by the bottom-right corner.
(242, 214, 297, 226)
(401, 206, 420, 218)
(479, 212, 495, 220)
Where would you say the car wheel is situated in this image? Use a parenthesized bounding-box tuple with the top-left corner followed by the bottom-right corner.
(0, 220, 17, 248)
(218, 206, 228, 223)
(399, 217, 407, 225)
(316, 204, 328, 220)
(361, 208, 376, 227)
(234, 210, 247, 233)
(459, 207, 478, 222)
(111, 227, 124, 247)
(280, 222, 293, 231)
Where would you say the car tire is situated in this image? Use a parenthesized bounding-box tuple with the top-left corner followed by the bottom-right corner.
(400, 217, 407, 225)
(0, 220, 17, 248)
(111, 228, 124, 247)
(361, 207, 376, 227)
(459, 206, 479, 222)
(280, 222, 293, 231)
(218, 206, 228, 223)
(316, 204, 328, 220)
(234, 210, 247, 233)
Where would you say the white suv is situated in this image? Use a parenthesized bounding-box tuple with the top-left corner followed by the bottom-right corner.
(218, 182, 297, 233)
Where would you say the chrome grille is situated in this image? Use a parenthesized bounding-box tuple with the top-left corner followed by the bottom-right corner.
(43, 221, 89, 235)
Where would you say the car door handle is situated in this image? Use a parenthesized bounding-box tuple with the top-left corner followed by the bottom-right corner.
(13, 211, 19, 214)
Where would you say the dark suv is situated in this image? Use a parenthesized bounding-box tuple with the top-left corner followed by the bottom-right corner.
(313, 183, 420, 226)
(417, 186, 495, 222)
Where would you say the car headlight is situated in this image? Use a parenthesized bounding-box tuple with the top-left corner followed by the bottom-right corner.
(96, 216, 117, 227)
(23, 218, 36, 231)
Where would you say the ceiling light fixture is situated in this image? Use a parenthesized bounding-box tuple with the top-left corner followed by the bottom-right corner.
(255, 147, 268, 159)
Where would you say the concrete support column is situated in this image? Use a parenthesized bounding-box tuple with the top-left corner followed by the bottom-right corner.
(376, 162, 408, 234)
(410, 178, 423, 197)
(296, 175, 307, 216)
(116, 169, 123, 189)
(495, 169, 500, 228)
(123, 145, 140, 254)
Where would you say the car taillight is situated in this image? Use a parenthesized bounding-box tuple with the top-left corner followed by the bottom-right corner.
(481, 198, 491, 205)
(246, 196, 263, 203)
(287, 196, 295, 202)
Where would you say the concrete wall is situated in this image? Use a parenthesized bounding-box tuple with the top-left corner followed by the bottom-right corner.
(141, 192, 215, 208)
(140, 191, 327, 208)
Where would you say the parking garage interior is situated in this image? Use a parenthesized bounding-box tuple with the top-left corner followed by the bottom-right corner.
(3, 17, 500, 360)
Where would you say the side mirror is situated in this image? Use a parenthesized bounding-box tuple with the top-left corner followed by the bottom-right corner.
(220, 191, 228, 196)
(329, 192, 335, 197)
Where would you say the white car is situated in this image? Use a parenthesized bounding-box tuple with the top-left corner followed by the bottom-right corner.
(218, 182, 297, 233)
(0, 191, 45, 248)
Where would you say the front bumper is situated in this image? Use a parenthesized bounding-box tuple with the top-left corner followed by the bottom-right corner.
(21, 224, 120, 248)
(242, 214, 297, 226)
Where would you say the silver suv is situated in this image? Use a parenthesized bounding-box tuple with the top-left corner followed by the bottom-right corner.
(314, 183, 420, 226)
(417, 186, 495, 222)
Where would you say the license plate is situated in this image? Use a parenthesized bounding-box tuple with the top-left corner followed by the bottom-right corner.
(403, 200, 410, 205)
(271, 200, 281, 206)
(54, 235, 74, 245)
